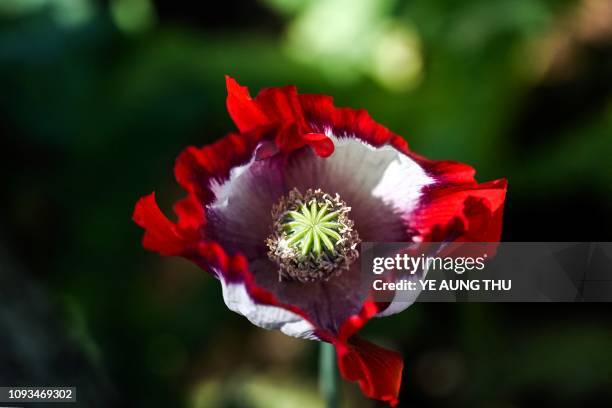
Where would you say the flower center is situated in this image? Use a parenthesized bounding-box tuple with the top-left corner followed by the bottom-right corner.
(267, 188, 360, 282)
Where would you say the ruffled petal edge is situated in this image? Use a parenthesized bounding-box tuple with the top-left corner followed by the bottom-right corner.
(334, 301, 403, 407)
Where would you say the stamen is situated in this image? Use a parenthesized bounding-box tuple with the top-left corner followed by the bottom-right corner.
(266, 188, 360, 282)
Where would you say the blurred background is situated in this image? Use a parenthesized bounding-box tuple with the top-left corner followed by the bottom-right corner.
(1, 0, 611, 407)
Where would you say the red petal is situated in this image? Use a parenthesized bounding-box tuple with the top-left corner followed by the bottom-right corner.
(133, 193, 197, 256)
(173, 193, 205, 231)
(256, 86, 334, 156)
(418, 159, 477, 184)
(414, 179, 508, 242)
(274, 123, 306, 154)
(333, 301, 403, 407)
(174, 131, 261, 203)
(225, 75, 270, 133)
(299, 94, 408, 152)
(303, 132, 334, 157)
(193, 241, 229, 275)
(256, 85, 309, 131)
(227, 79, 336, 157)
(274, 126, 334, 157)
(336, 337, 403, 407)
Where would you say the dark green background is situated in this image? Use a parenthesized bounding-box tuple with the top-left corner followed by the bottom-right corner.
(1, 0, 611, 407)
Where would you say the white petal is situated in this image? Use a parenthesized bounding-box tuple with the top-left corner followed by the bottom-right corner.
(218, 273, 319, 341)
(370, 146, 433, 222)
(375, 288, 421, 317)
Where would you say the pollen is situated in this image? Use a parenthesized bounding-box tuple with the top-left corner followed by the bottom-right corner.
(267, 188, 360, 282)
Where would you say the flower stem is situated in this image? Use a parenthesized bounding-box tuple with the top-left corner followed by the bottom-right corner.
(319, 342, 340, 408)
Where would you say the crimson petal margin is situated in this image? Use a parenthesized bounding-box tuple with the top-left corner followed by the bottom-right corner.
(226, 76, 334, 157)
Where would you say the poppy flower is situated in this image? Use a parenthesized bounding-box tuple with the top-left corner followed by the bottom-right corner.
(133, 77, 507, 406)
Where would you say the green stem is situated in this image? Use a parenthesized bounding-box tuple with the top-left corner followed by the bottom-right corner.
(319, 342, 340, 408)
